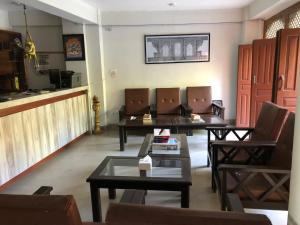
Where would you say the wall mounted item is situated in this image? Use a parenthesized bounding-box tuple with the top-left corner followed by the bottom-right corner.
(62, 34, 85, 61)
(145, 33, 210, 64)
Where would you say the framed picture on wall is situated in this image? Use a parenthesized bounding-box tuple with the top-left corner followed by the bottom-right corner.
(145, 33, 210, 64)
(62, 34, 85, 61)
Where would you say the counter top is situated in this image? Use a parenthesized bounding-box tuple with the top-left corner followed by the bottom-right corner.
(0, 86, 88, 110)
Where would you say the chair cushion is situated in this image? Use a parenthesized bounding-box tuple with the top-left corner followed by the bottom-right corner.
(251, 101, 288, 141)
(125, 88, 149, 115)
(187, 86, 212, 114)
(156, 88, 180, 115)
(0, 194, 82, 225)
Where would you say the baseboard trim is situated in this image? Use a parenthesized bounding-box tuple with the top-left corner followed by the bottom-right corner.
(0, 132, 87, 191)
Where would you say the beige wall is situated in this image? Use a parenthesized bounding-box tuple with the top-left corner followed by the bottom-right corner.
(102, 12, 244, 123)
(0, 9, 11, 30)
(9, 10, 66, 89)
(288, 72, 300, 225)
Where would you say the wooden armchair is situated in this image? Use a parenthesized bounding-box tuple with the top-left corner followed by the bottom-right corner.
(0, 187, 100, 225)
(119, 88, 152, 121)
(214, 112, 295, 210)
(182, 86, 225, 119)
(206, 101, 288, 191)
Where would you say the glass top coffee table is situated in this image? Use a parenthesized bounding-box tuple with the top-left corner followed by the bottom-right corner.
(86, 156, 191, 222)
(138, 134, 190, 158)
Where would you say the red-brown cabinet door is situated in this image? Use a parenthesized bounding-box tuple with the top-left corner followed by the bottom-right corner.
(236, 44, 252, 127)
(250, 39, 276, 127)
(273, 28, 300, 112)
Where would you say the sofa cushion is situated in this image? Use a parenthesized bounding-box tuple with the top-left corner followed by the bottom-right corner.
(156, 88, 180, 115)
(187, 86, 212, 114)
(125, 88, 150, 115)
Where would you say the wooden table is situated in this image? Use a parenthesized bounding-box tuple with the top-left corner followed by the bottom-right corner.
(118, 115, 227, 151)
(86, 156, 192, 222)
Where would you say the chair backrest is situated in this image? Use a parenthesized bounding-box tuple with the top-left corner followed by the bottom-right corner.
(267, 112, 295, 169)
(251, 101, 288, 141)
(156, 88, 180, 115)
(105, 203, 272, 225)
(125, 88, 150, 115)
(0, 194, 83, 225)
(186, 86, 212, 114)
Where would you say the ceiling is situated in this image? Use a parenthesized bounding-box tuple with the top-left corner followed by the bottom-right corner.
(85, 0, 256, 12)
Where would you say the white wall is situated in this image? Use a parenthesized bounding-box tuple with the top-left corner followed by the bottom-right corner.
(288, 72, 300, 225)
(0, 9, 11, 30)
(9, 10, 65, 89)
(102, 10, 243, 123)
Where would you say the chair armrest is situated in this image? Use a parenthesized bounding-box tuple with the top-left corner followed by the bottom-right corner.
(212, 102, 225, 119)
(212, 141, 276, 148)
(105, 203, 272, 225)
(150, 104, 157, 118)
(206, 126, 255, 131)
(119, 105, 126, 121)
(32, 186, 53, 195)
(181, 103, 192, 117)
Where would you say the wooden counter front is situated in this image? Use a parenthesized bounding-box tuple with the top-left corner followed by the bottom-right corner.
(0, 87, 89, 186)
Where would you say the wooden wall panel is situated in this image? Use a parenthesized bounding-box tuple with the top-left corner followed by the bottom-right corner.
(236, 44, 253, 127)
(0, 94, 88, 185)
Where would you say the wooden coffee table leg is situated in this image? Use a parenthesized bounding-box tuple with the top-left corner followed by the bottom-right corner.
(90, 184, 102, 222)
(181, 186, 190, 208)
(108, 188, 116, 199)
(119, 126, 124, 151)
(124, 128, 127, 143)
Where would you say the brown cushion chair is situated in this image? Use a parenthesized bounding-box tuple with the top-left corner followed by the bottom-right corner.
(215, 112, 295, 210)
(155, 87, 181, 116)
(207, 101, 288, 192)
(0, 195, 272, 225)
(119, 88, 150, 121)
(183, 86, 225, 119)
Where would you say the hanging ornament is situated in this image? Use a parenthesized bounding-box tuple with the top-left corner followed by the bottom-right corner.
(23, 5, 39, 69)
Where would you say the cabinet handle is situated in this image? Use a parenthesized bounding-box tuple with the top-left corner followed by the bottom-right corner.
(278, 75, 285, 90)
(253, 75, 256, 84)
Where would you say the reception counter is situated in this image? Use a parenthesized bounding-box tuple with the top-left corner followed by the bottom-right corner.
(0, 86, 89, 186)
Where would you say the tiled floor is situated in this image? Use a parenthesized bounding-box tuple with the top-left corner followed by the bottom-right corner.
(2, 127, 287, 224)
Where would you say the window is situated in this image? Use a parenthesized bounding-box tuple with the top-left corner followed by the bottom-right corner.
(264, 2, 300, 38)
(289, 10, 300, 29)
(265, 19, 285, 39)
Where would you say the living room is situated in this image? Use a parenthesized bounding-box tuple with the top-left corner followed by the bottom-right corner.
(0, 0, 299, 225)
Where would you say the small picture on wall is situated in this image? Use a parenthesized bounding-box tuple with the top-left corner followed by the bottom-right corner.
(145, 33, 210, 64)
(62, 34, 85, 61)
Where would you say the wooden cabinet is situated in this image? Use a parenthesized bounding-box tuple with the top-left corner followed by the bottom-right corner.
(0, 30, 26, 93)
(273, 28, 300, 112)
(236, 28, 300, 126)
(236, 45, 252, 127)
(250, 39, 276, 127)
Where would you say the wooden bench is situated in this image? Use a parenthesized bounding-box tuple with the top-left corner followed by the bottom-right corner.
(120, 189, 146, 204)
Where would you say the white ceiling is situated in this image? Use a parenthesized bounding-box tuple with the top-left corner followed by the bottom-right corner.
(85, 0, 256, 11)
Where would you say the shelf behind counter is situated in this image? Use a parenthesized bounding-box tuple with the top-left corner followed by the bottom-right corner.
(0, 86, 90, 187)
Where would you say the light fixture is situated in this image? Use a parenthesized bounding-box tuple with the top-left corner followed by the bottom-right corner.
(168, 2, 176, 7)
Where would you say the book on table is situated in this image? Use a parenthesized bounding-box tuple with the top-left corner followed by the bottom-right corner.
(151, 138, 180, 150)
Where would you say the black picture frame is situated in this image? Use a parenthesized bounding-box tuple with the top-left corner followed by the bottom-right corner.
(62, 34, 85, 61)
(145, 33, 210, 64)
